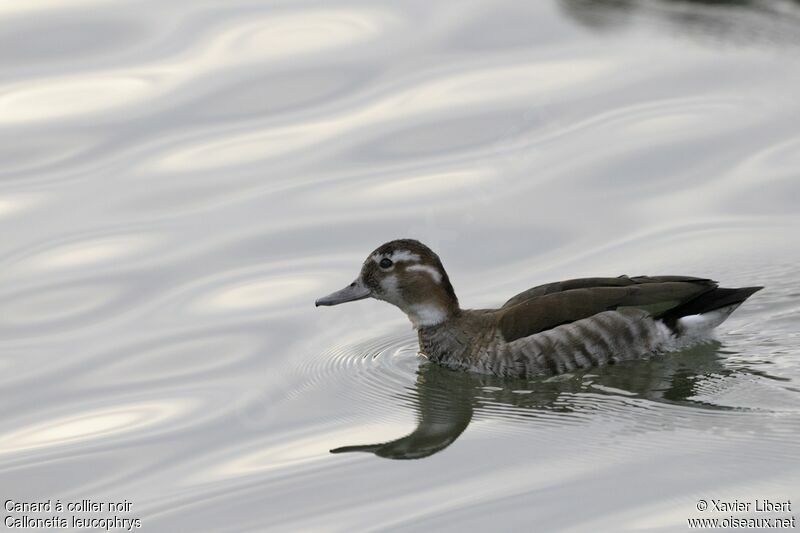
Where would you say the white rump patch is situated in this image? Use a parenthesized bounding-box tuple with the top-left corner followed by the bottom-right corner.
(408, 303, 447, 328)
(406, 264, 442, 283)
(677, 304, 739, 338)
(654, 303, 741, 351)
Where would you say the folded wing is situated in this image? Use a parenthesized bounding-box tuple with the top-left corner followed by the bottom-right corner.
(498, 276, 717, 342)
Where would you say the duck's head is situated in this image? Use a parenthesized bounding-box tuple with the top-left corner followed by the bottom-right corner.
(315, 239, 459, 328)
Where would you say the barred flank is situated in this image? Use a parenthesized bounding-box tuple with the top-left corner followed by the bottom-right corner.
(500, 310, 663, 377)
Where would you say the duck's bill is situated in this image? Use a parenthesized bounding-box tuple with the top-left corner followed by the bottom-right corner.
(315, 281, 370, 307)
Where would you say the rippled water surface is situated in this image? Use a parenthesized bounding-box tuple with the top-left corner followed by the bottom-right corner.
(2, 0, 800, 531)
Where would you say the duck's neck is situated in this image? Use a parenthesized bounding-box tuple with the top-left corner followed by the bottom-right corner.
(406, 303, 452, 328)
(401, 290, 460, 329)
(416, 311, 474, 363)
(416, 309, 497, 366)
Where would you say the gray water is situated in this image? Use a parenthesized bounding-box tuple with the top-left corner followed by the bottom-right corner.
(2, 0, 800, 531)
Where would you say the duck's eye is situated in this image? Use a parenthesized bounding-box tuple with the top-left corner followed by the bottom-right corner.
(379, 258, 393, 269)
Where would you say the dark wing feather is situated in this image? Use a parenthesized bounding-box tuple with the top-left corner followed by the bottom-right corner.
(498, 277, 717, 342)
(502, 275, 713, 308)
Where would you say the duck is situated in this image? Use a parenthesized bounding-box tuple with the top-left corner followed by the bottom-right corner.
(315, 239, 762, 378)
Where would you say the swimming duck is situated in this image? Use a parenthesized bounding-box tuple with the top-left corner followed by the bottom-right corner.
(315, 239, 762, 378)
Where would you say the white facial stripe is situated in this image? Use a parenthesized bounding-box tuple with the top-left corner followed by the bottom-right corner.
(371, 249, 421, 265)
(391, 250, 420, 262)
(380, 275, 399, 295)
(406, 264, 442, 284)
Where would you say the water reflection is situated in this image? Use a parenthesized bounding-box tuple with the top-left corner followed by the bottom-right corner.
(332, 342, 786, 460)
(559, 0, 800, 45)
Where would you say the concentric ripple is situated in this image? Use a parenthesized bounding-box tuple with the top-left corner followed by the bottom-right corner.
(295, 329, 422, 420)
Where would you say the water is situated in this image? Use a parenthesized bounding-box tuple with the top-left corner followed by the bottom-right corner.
(2, 0, 800, 531)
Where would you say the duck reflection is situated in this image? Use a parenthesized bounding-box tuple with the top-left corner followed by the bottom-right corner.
(559, 0, 800, 44)
(331, 342, 784, 460)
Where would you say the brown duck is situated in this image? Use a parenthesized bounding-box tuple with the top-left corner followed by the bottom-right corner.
(315, 239, 762, 378)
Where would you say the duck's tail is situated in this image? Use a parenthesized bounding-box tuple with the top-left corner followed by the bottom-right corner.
(659, 286, 763, 337)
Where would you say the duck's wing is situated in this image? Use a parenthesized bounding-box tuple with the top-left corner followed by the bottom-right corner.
(498, 277, 717, 342)
(502, 275, 713, 308)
